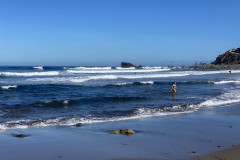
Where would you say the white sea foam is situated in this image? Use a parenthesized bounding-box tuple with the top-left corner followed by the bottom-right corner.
(142, 66, 169, 70)
(28, 77, 89, 84)
(214, 80, 240, 84)
(27, 73, 188, 85)
(0, 110, 192, 131)
(140, 81, 154, 85)
(33, 66, 44, 70)
(0, 71, 59, 76)
(63, 100, 69, 104)
(113, 82, 134, 86)
(28, 75, 118, 84)
(187, 70, 240, 75)
(120, 73, 189, 79)
(199, 87, 240, 107)
(67, 68, 170, 74)
(116, 67, 136, 70)
(1, 85, 18, 90)
(71, 67, 112, 70)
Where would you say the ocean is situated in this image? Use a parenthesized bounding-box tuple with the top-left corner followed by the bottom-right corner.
(0, 66, 240, 131)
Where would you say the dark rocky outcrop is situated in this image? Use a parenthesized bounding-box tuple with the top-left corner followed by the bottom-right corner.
(212, 48, 240, 65)
(121, 62, 143, 69)
(121, 62, 135, 68)
(191, 63, 240, 70)
(75, 123, 83, 127)
(109, 129, 135, 136)
(191, 48, 240, 70)
(12, 134, 28, 138)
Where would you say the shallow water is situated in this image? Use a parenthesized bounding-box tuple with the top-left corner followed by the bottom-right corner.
(0, 66, 240, 130)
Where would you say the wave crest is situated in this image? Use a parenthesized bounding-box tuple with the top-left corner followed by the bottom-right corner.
(0, 71, 59, 77)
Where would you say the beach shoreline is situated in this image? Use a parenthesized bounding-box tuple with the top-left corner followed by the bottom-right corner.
(0, 104, 239, 160)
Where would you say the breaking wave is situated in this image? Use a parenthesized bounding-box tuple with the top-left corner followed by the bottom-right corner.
(213, 80, 240, 84)
(67, 68, 170, 74)
(33, 66, 44, 70)
(0, 71, 59, 77)
(1, 86, 240, 131)
(70, 67, 112, 70)
(1, 85, 18, 90)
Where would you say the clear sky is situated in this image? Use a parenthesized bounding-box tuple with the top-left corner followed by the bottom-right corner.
(0, 0, 239, 66)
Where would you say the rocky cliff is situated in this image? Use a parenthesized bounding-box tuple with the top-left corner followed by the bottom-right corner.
(191, 47, 240, 70)
(212, 48, 240, 65)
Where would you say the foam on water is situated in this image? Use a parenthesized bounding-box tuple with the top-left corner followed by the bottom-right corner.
(140, 81, 154, 85)
(214, 80, 240, 84)
(0, 71, 59, 76)
(67, 68, 169, 74)
(26, 73, 188, 85)
(113, 82, 134, 86)
(33, 66, 44, 70)
(199, 86, 240, 107)
(70, 67, 112, 70)
(116, 67, 136, 70)
(1, 85, 18, 90)
(0, 109, 193, 131)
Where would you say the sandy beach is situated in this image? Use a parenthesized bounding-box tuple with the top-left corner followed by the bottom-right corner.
(113, 144, 240, 160)
(0, 104, 239, 160)
(184, 145, 240, 160)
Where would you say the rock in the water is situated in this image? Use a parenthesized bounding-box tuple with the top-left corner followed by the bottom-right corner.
(12, 134, 28, 138)
(121, 62, 136, 68)
(212, 48, 240, 65)
(121, 62, 143, 69)
(135, 65, 143, 69)
(111, 66, 117, 69)
(75, 123, 82, 127)
(110, 129, 135, 136)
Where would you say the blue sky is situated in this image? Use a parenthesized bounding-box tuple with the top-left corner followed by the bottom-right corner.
(0, 0, 239, 66)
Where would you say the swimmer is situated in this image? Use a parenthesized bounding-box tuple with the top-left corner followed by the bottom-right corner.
(171, 81, 177, 93)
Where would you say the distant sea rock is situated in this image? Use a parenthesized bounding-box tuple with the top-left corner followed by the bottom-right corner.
(121, 62, 135, 68)
(121, 62, 143, 69)
(212, 48, 240, 65)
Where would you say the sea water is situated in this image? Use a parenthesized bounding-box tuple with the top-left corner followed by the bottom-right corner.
(0, 66, 240, 130)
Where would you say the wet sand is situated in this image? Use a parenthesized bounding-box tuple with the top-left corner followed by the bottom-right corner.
(184, 145, 240, 160)
(112, 145, 240, 160)
(0, 104, 239, 160)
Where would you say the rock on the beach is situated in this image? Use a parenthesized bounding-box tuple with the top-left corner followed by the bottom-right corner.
(110, 129, 135, 136)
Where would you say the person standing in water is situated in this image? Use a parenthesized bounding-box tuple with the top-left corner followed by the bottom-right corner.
(171, 81, 177, 93)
